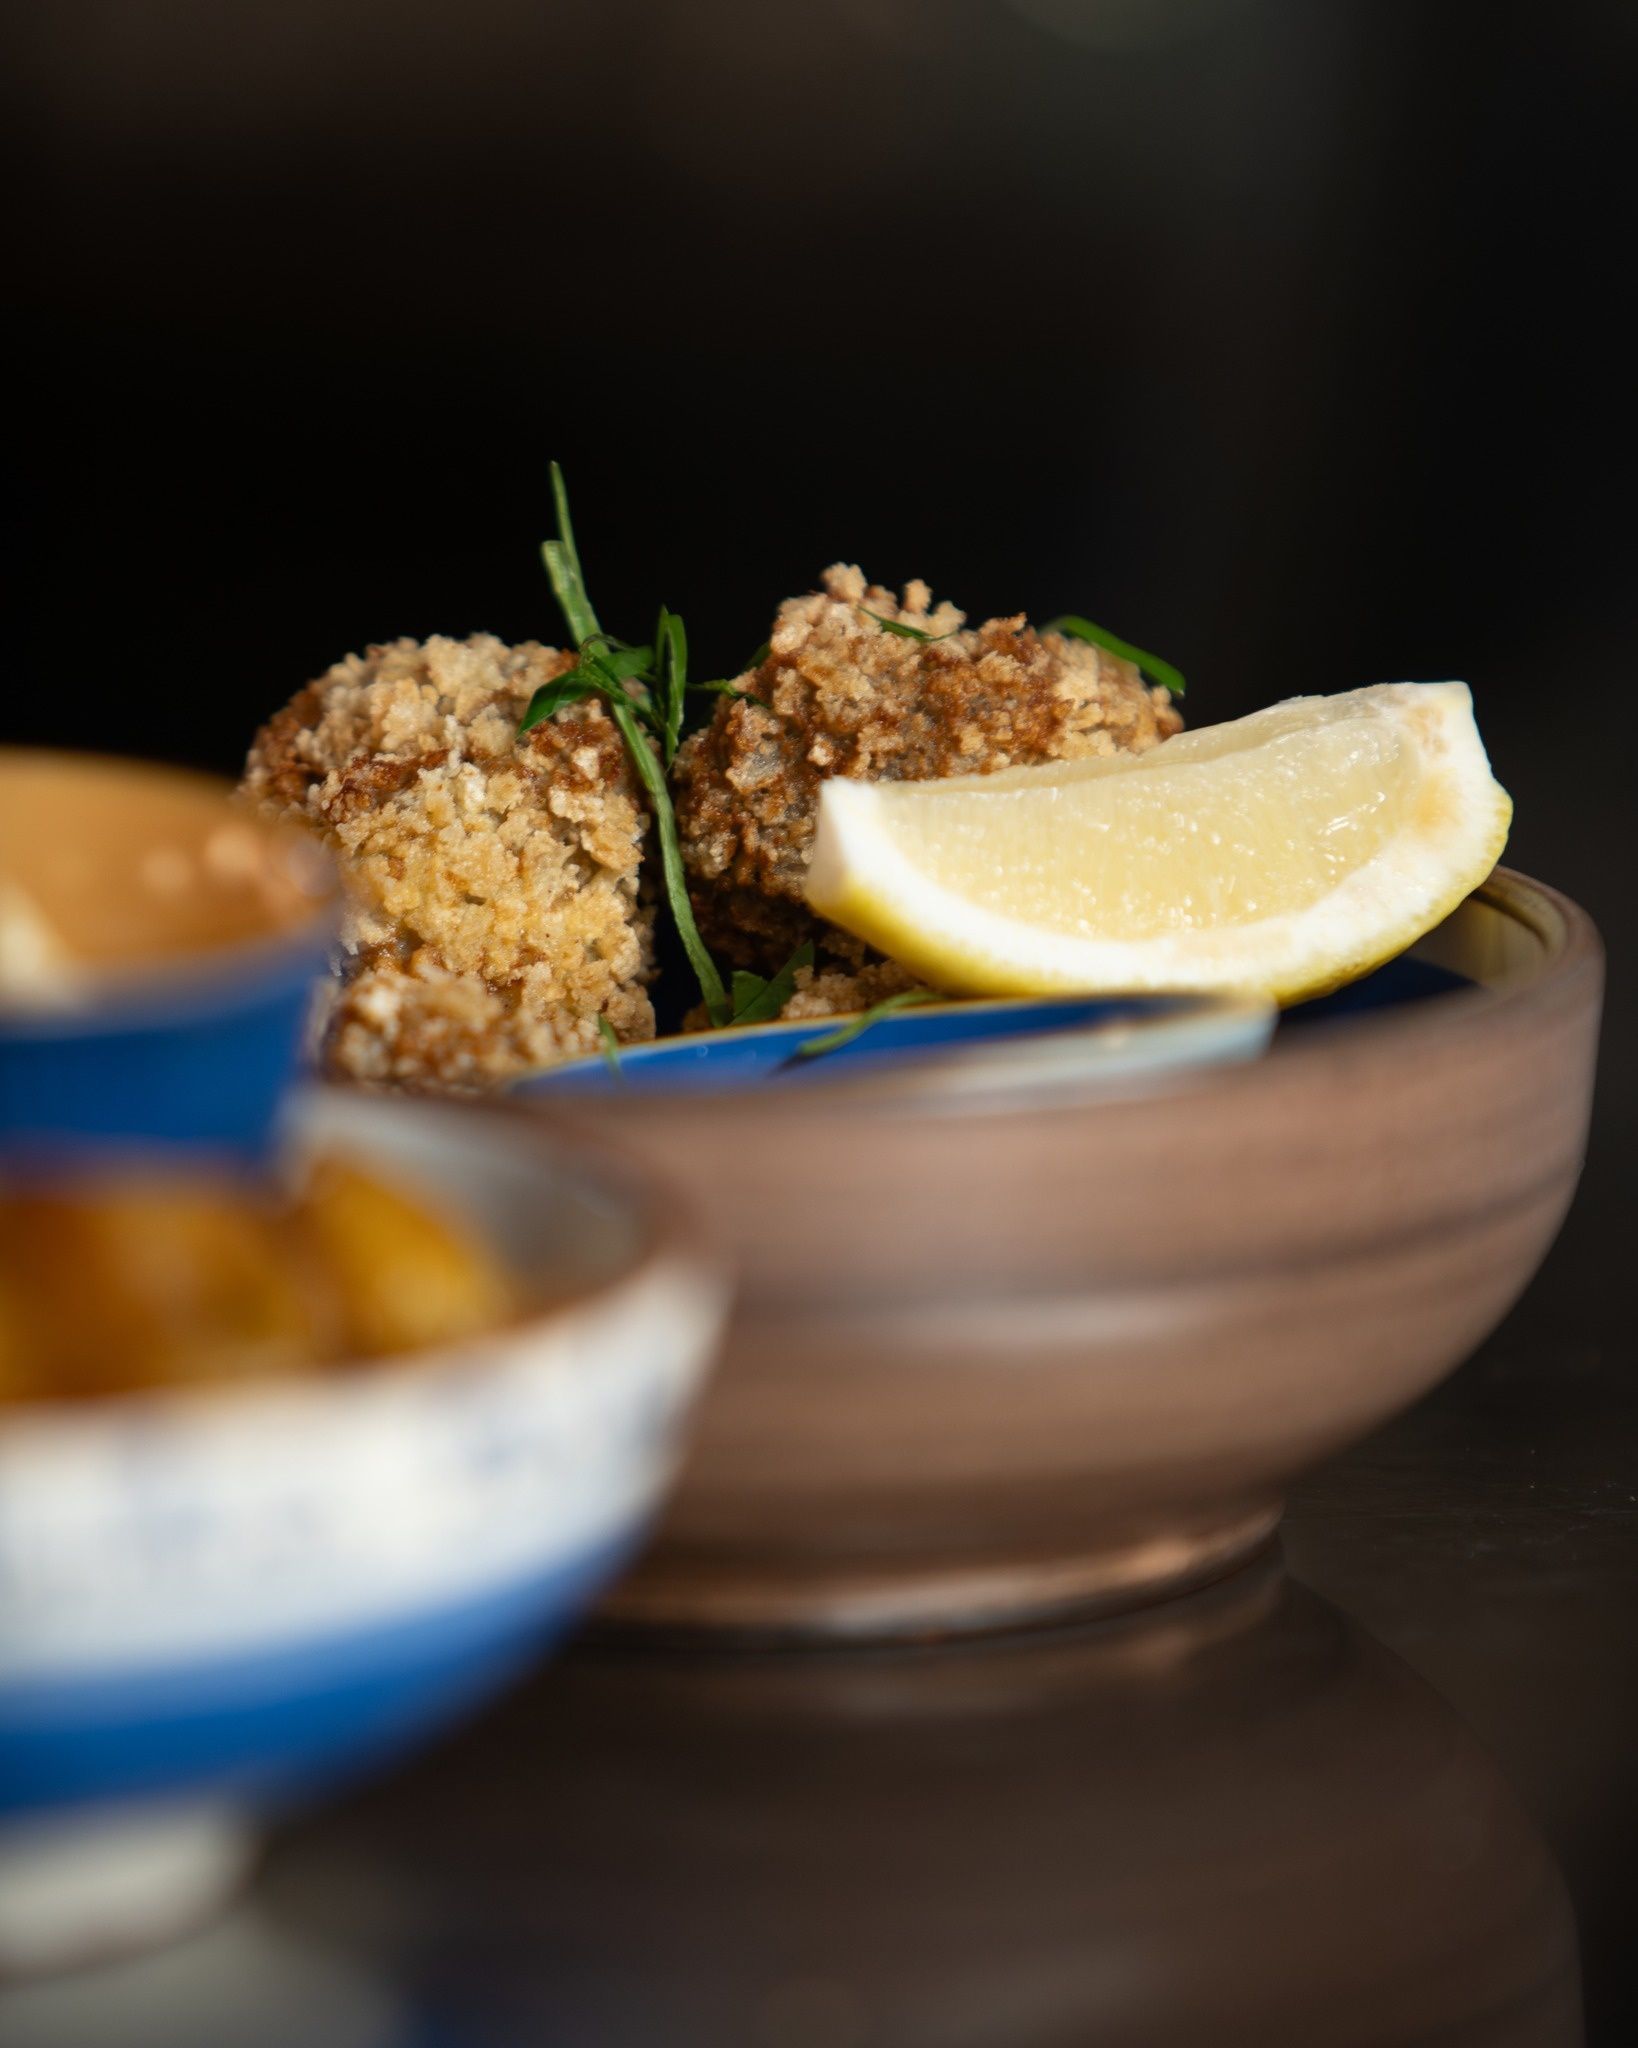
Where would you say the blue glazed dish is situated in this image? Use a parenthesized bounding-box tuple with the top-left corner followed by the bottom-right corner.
(0, 752, 338, 1166)
(0, 942, 335, 1164)
(0, 1087, 726, 1969)
(517, 990, 1279, 1102)
(515, 952, 1479, 1108)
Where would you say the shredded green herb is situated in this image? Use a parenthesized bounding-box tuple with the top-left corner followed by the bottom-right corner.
(859, 606, 958, 644)
(596, 1015, 624, 1078)
(588, 648, 732, 1025)
(726, 942, 815, 1027)
(689, 679, 769, 709)
(792, 988, 939, 1061)
(655, 606, 688, 766)
(1043, 615, 1185, 698)
(691, 639, 773, 706)
(541, 462, 602, 647)
(521, 469, 732, 1025)
(523, 473, 1189, 1046)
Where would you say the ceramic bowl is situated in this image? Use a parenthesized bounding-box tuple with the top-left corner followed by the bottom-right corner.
(0, 751, 336, 1163)
(527, 868, 1602, 1643)
(0, 1087, 726, 1970)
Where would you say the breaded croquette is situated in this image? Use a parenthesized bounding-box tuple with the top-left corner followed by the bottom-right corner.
(671, 565, 1183, 1001)
(241, 634, 655, 1090)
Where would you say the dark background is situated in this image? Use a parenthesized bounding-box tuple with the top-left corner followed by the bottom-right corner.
(3, 1, 1634, 2030)
(6, 0, 1632, 1150)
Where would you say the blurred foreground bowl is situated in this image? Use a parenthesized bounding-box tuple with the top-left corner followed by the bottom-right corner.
(0, 1088, 726, 1972)
(0, 751, 336, 1163)
(532, 869, 1602, 1642)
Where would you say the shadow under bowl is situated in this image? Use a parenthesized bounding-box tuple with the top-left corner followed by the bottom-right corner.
(530, 868, 1603, 1643)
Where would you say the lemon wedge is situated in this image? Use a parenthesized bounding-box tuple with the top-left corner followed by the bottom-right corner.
(804, 683, 1511, 1004)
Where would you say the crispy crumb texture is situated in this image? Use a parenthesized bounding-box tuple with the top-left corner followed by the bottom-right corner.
(241, 635, 655, 1090)
(673, 564, 1183, 981)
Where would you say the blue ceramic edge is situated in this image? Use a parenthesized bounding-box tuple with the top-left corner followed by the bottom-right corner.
(0, 1532, 636, 1817)
(0, 917, 335, 1162)
(513, 991, 1241, 1100)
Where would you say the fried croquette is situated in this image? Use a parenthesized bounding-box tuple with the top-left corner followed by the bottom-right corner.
(241, 635, 655, 1090)
(672, 564, 1183, 993)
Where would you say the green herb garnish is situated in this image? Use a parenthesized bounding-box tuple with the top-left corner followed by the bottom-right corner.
(1043, 615, 1185, 698)
(859, 606, 958, 644)
(689, 679, 770, 709)
(579, 647, 733, 1026)
(596, 1015, 624, 1078)
(521, 469, 733, 1026)
(691, 639, 773, 706)
(541, 461, 601, 646)
(655, 605, 688, 766)
(518, 640, 663, 740)
(726, 942, 814, 1027)
(516, 671, 593, 733)
(791, 988, 939, 1060)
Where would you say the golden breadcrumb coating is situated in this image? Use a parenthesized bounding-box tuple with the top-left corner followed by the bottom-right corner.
(241, 635, 655, 1091)
(673, 564, 1183, 982)
(776, 952, 925, 1022)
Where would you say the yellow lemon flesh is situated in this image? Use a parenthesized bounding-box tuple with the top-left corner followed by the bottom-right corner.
(804, 683, 1512, 1005)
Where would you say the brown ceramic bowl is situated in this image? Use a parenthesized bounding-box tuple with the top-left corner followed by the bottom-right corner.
(534, 868, 1602, 1642)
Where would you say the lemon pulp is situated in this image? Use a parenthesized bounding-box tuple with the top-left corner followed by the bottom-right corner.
(804, 683, 1511, 1003)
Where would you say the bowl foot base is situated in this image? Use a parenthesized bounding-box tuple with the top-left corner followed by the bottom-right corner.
(597, 1501, 1284, 1647)
(0, 1804, 252, 1977)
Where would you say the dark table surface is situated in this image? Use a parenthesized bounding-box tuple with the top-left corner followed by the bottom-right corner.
(4, 1149, 1632, 2048)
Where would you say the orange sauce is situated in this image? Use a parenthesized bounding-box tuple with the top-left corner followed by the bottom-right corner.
(0, 751, 328, 995)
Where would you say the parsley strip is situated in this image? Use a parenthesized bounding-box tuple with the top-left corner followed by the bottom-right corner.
(689, 679, 769, 708)
(521, 469, 732, 1025)
(859, 606, 958, 644)
(576, 651, 732, 1026)
(727, 942, 814, 1026)
(541, 462, 601, 645)
(791, 988, 938, 1061)
(656, 605, 688, 766)
(1043, 615, 1185, 698)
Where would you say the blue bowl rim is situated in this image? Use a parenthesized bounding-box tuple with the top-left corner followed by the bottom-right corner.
(513, 987, 1260, 1093)
(510, 868, 1601, 1111)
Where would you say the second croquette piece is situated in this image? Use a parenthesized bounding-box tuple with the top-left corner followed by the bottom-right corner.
(672, 564, 1183, 976)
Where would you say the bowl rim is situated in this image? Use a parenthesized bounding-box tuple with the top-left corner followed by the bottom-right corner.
(525, 866, 1602, 1130)
(515, 987, 1271, 1094)
(0, 1086, 715, 1438)
(0, 748, 339, 1041)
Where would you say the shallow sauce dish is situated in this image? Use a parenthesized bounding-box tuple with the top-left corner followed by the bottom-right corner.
(532, 868, 1602, 1641)
(0, 1088, 725, 1969)
(0, 751, 337, 1162)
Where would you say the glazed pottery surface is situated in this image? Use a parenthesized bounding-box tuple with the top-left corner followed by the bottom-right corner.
(520, 991, 1274, 1098)
(532, 868, 1603, 1641)
(0, 752, 337, 1162)
(0, 1088, 725, 1969)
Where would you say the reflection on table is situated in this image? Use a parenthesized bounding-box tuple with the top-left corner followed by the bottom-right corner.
(0, 1552, 1581, 2046)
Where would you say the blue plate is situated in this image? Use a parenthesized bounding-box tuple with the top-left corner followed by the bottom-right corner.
(517, 948, 1481, 1103)
(1281, 951, 1473, 1025)
(516, 991, 1277, 1101)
